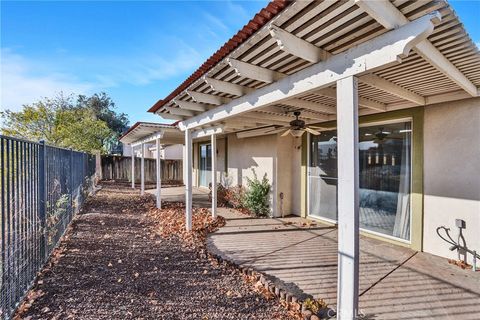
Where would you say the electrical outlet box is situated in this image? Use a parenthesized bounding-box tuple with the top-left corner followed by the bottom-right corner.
(455, 219, 466, 229)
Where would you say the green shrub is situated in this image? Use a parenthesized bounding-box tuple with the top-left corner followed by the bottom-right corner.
(243, 169, 271, 217)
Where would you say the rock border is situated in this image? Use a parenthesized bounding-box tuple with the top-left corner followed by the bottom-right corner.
(200, 249, 332, 320)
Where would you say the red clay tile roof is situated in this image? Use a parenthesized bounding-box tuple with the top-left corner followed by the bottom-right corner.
(148, 0, 291, 114)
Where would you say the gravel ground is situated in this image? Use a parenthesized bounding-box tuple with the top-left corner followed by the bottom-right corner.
(16, 182, 296, 320)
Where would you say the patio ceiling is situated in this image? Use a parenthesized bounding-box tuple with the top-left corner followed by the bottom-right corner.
(150, 0, 479, 134)
(119, 122, 184, 145)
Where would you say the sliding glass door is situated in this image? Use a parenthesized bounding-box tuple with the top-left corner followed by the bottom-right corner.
(308, 120, 412, 241)
(199, 143, 212, 188)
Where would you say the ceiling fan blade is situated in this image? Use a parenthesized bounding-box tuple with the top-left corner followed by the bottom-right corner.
(281, 129, 291, 137)
(305, 127, 321, 135)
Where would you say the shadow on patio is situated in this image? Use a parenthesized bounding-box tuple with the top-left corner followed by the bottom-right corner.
(206, 209, 480, 319)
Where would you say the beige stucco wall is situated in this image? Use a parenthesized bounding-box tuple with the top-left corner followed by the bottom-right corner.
(226, 134, 276, 214)
(423, 98, 480, 263)
(224, 132, 303, 217)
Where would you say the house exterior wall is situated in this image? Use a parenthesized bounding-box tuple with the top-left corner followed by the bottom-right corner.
(423, 97, 480, 264)
(188, 97, 479, 261)
(224, 133, 301, 217)
(162, 144, 183, 160)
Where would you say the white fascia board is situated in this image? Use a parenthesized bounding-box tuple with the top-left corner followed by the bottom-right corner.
(269, 24, 331, 63)
(186, 90, 231, 105)
(360, 73, 426, 105)
(174, 99, 208, 112)
(191, 125, 224, 139)
(157, 113, 184, 121)
(178, 13, 438, 131)
(227, 58, 285, 83)
(164, 106, 195, 117)
(131, 131, 164, 147)
(355, 0, 477, 97)
(203, 76, 252, 96)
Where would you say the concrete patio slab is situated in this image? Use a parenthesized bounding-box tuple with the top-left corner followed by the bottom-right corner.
(207, 209, 480, 319)
(146, 186, 211, 207)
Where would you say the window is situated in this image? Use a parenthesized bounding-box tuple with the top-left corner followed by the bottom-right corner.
(308, 120, 412, 241)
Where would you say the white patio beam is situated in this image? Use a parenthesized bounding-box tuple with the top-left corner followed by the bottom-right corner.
(131, 131, 164, 147)
(359, 73, 426, 105)
(179, 12, 437, 130)
(269, 24, 331, 63)
(140, 143, 145, 196)
(187, 90, 231, 105)
(184, 129, 193, 231)
(317, 87, 387, 112)
(282, 98, 337, 114)
(235, 126, 278, 139)
(241, 112, 292, 124)
(155, 137, 162, 209)
(227, 58, 285, 83)
(336, 76, 360, 319)
(191, 125, 225, 139)
(211, 133, 217, 218)
(356, 0, 478, 97)
(157, 112, 184, 121)
(203, 76, 253, 96)
(231, 116, 288, 127)
(164, 106, 196, 117)
(174, 99, 208, 112)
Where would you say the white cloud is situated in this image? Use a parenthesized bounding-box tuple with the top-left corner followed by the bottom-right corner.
(203, 12, 229, 32)
(0, 42, 204, 112)
(97, 42, 203, 87)
(1, 49, 94, 111)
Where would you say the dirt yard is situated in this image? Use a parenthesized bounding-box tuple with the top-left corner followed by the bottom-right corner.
(15, 182, 296, 320)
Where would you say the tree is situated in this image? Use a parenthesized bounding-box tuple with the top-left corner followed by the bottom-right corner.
(55, 107, 112, 152)
(0, 95, 67, 143)
(0, 92, 129, 154)
(75, 93, 129, 153)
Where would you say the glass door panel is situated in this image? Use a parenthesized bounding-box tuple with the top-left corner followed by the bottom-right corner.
(308, 130, 338, 221)
(308, 121, 412, 241)
(199, 144, 212, 187)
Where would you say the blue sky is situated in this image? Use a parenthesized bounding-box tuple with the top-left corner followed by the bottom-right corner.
(1, 1, 479, 126)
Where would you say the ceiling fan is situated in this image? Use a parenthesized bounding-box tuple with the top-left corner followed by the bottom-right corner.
(365, 127, 391, 144)
(268, 111, 322, 137)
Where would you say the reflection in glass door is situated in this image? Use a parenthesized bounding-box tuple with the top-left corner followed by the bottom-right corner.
(199, 144, 212, 188)
(308, 120, 412, 241)
(308, 131, 338, 221)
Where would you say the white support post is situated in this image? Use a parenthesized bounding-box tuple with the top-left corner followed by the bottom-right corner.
(141, 143, 145, 195)
(131, 147, 135, 189)
(185, 129, 193, 231)
(211, 134, 217, 218)
(336, 76, 360, 319)
(156, 138, 162, 209)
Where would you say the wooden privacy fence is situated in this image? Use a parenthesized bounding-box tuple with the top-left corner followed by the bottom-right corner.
(101, 155, 183, 183)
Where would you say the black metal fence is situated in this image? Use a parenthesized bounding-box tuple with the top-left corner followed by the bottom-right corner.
(0, 135, 96, 319)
